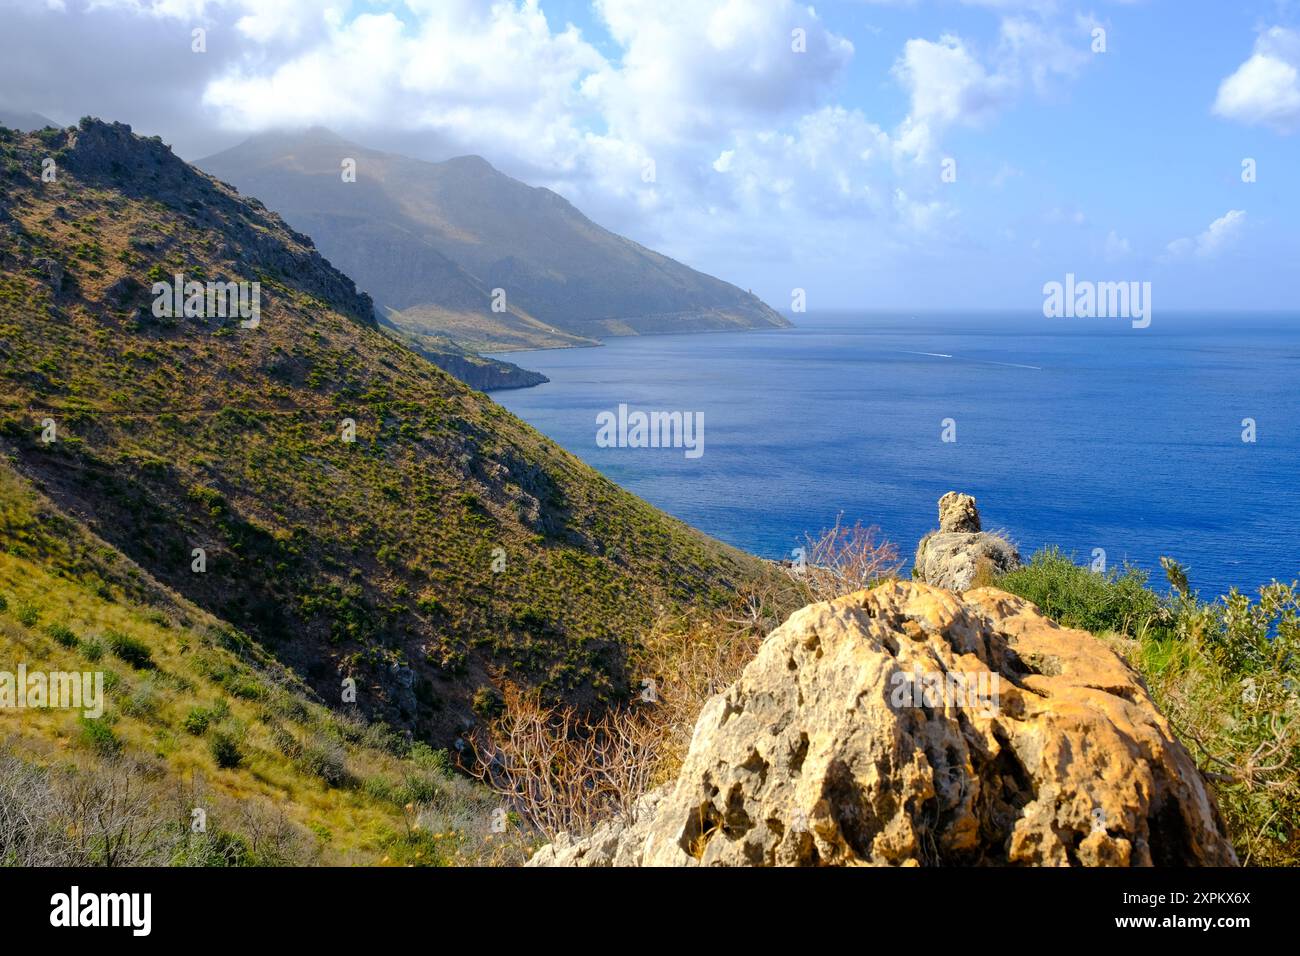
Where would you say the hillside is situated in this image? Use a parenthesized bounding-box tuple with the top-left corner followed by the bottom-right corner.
(0, 462, 522, 865)
(0, 119, 774, 752)
(197, 128, 789, 351)
(0, 118, 552, 391)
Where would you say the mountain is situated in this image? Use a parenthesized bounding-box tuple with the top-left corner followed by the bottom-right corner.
(198, 128, 790, 351)
(0, 109, 58, 133)
(0, 119, 775, 751)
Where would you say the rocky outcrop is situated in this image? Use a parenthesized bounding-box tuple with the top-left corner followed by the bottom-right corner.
(937, 490, 981, 533)
(914, 492, 1019, 590)
(529, 581, 1237, 867)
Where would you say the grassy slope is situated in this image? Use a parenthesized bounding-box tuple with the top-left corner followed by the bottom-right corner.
(0, 120, 772, 750)
(0, 463, 526, 866)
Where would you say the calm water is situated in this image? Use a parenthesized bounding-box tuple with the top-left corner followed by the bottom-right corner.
(487, 312, 1300, 598)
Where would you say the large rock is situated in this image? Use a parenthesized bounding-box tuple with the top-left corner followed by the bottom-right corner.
(938, 490, 981, 532)
(528, 581, 1237, 867)
(914, 492, 1019, 590)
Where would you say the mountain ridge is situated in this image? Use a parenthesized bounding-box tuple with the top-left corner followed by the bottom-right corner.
(197, 127, 790, 351)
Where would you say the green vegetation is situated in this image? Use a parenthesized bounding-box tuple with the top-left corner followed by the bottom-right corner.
(0, 120, 774, 752)
(106, 630, 154, 669)
(997, 546, 1164, 636)
(0, 463, 532, 865)
(999, 549, 1300, 866)
(0, 120, 774, 867)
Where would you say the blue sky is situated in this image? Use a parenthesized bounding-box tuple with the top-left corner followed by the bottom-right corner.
(2, 0, 1297, 311)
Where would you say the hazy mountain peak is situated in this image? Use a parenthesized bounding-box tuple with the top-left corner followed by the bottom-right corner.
(0, 107, 59, 132)
(197, 128, 788, 350)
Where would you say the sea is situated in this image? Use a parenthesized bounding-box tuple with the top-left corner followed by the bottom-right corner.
(486, 312, 1300, 599)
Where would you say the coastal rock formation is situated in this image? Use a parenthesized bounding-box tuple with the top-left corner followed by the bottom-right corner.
(937, 491, 981, 533)
(913, 492, 1020, 590)
(528, 581, 1237, 867)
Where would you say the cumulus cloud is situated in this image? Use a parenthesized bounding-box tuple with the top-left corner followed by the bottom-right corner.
(0, 0, 1108, 303)
(1213, 27, 1300, 133)
(891, 14, 1092, 158)
(204, 1, 608, 171)
(893, 34, 1011, 156)
(1164, 210, 1247, 260)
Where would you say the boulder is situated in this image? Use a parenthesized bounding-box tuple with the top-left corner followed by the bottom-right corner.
(528, 581, 1237, 867)
(938, 491, 981, 532)
(914, 492, 1019, 590)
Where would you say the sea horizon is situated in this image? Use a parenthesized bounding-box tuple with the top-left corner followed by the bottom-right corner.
(489, 310, 1300, 599)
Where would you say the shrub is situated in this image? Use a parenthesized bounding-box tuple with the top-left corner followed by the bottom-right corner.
(997, 547, 1164, 637)
(80, 639, 104, 663)
(784, 516, 902, 602)
(13, 602, 40, 628)
(1002, 552, 1300, 866)
(472, 685, 505, 719)
(208, 731, 244, 769)
(409, 742, 453, 776)
(106, 631, 155, 669)
(296, 736, 348, 787)
(180, 830, 256, 867)
(78, 717, 121, 757)
(121, 679, 160, 720)
(45, 622, 78, 648)
(471, 685, 665, 839)
(183, 706, 213, 736)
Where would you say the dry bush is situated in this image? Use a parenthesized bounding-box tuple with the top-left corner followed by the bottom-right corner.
(633, 609, 766, 784)
(784, 515, 902, 602)
(471, 524, 902, 849)
(468, 585, 789, 842)
(469, 685, 667, 841)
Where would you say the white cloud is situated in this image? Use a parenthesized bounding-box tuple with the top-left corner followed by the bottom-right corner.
(893, 34, 1010, 156)
(9, 0, 1111, 304)
(1165, 210, 1247, 260)
(204, 1, 607, 171)
(891, 15, 1092, 158)
(590, 0, 853, 146)
(1213, 27, 1300, 133)
(1103, 230, 1130, 261)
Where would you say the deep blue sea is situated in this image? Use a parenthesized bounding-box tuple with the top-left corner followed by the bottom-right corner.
(487, 312, 1300, 599)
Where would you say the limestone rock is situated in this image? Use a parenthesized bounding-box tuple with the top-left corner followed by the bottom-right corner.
(914, 492, 1019, 590)
(528, 581, 1237, 867)
(938, 491, 981, 532)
